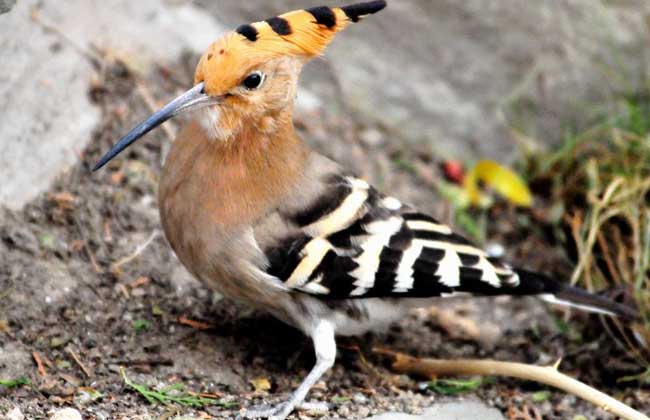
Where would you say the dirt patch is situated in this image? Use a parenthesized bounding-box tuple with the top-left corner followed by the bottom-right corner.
(1, 56, 647, 419)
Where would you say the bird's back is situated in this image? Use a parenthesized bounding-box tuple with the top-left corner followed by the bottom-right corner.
(253, 150, 636, 330)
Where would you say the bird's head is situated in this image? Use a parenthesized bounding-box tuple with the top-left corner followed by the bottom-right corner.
(93, 1, 386, 171)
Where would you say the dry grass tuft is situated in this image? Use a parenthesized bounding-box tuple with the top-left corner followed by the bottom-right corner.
(522, 97, 650, 371)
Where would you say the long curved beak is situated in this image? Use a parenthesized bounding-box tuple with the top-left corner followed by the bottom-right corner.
(93, 82, 218, 171)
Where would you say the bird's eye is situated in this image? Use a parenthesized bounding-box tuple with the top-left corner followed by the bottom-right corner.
(242, 71, 265, 90)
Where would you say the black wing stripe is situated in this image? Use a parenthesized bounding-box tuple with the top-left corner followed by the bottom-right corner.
(388, 224, 413, 250)
(402, 212, 442, 224)
(267, 175, 525, 300)
(412, 257, 438, 274)
(457, 268, 503, 295)
(411, 229, 474, 245)
(326, 218, 366, 249)
(410, 271, 449, 297)
(266, 234, 311, 280)
(309, 251, 359, 297)
(289, 176, 352, 227)
(459, 266, 484, 282)
(419, 247, 446, 263)
(326, 189, 392, 249)
(367, 269, 397, 296)
(458, 252, 481, 266)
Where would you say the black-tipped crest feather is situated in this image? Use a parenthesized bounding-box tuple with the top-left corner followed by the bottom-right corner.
(341, 0, 387, 22)
(235, 24, 258, 41)
(306, 6, 337, 28)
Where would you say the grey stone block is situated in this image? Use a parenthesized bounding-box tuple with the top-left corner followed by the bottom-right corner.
(364, 400, 505, 420)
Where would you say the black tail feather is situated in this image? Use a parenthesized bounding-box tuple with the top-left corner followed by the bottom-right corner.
(514, 269, 638, 320)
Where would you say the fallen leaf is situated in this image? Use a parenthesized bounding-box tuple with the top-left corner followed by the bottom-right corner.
(249, 377, 271, 393)
(110, 171, 125, 185)
(128, 276, 150, 288)
(69, 240, 85, 253)
(0, 319, 10, 333)
(48, 192, 77, 210)
(463, 160, 532, 207)
(178, 316, 212, 330)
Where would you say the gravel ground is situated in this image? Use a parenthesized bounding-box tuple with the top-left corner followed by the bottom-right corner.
(1, 56, 647, 420)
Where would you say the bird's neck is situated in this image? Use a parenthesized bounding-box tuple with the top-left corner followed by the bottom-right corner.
(159, 108, 309, 231)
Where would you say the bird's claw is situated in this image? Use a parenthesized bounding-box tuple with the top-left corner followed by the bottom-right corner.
(238, 400, 329, 419)
(238, 402, 290, 420)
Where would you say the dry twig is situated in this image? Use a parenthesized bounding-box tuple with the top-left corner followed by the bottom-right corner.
(110, 357, 174, 367)
(74, 218, 102, 274)
(32, 351, 47, 377)
(110, 230, 159, 276)
(178, 316, 213, 330)
(374, 348, 649, 420)
(67, 346, 93, 378)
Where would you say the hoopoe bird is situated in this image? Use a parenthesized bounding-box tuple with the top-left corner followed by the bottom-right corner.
(93, 1, 636, 418)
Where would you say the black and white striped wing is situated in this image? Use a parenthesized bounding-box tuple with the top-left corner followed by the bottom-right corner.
(266, 175, 521, 299)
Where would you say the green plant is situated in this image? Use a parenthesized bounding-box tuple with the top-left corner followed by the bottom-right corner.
(521, 94, 650, 368)
(120, 367, 237, 408)
(0, 377, 30, 388)
(424, 377, 484, 395)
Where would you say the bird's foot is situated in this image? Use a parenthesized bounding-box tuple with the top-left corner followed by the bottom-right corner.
(297, 400, 329, 413)
(238, 403, 285, 420)
(239, 400, 329, 419)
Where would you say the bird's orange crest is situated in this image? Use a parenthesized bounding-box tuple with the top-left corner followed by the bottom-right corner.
(195, 1, 386, 94)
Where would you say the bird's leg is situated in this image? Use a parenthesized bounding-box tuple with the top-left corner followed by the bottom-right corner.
(242, 320, 336, 420)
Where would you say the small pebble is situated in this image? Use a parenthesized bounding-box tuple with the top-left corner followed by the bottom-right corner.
(357, 406, 370, 418)
(359, 128, 384, 147)
(485, 241, 505, 258)
(352, 392, 368, 404)
(6, 407, 24, 420)
(49, 408, 82, 420)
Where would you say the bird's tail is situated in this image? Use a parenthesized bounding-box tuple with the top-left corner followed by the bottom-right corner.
(512, 268, 638, 320)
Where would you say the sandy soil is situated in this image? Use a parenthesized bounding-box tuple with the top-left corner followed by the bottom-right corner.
(1, 56, 647, 420)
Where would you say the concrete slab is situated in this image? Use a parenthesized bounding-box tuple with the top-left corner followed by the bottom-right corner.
(364, 400, 505, 420)
(0, 0, 225, 210)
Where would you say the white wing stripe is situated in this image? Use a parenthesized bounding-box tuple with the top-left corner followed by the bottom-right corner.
(476, 257, 501, 287)
(300, 281, 331, 295)
(393, 242, 423, 291)
(285, 238, 332, 288)
(381, 196, 402, 210)
(436, 249, 461, 287)
(349, 217, 403, 292)
(406, 220, 452, 234)
(305, 177, 369, 237)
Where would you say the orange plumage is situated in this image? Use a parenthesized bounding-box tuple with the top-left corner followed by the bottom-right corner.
(195, 3, 383, 95)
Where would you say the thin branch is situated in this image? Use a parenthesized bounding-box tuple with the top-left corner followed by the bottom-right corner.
(110, 230, 159, 276)
(67, 346, 93, 378)
(32, 352, 47, 377)
(374, 348, 649, 420)
(74, 218, 102, 275)
(110, 357, 174, 367)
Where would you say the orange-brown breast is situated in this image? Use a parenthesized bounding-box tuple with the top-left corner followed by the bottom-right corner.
(158, 112, 308, 290)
